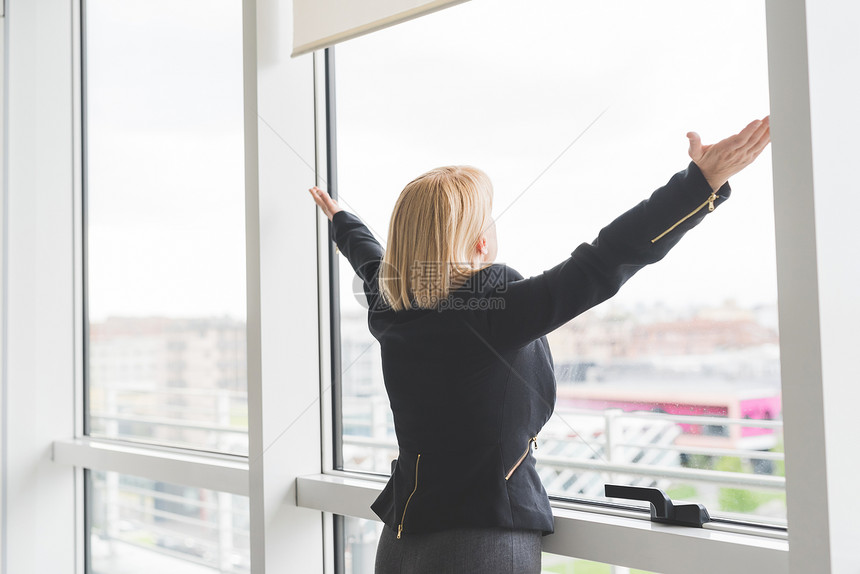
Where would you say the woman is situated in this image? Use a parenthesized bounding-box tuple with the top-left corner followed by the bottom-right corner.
(309, 117, 770, 574)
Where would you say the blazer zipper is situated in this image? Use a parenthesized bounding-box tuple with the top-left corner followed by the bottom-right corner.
(397, 454, 421, 539)
(505, 436, 538, 481)
(651, 192, 718, 243)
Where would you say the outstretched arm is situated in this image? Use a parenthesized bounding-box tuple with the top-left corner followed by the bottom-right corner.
(480, 118, 771, 351)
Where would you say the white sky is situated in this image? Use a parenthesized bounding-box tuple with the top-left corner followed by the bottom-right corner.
(335, 0, 776, 314)
(86, 0, 246, 321)
(85, 0, 776, 321)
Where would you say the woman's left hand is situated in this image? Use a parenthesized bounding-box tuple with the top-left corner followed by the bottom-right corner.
(687, 116, 771, 192)
(308, 186, 342, 221)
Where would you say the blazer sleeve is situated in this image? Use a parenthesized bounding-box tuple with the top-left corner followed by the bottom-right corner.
(481, 161, 731, 351)
(330, 210, 385, 307)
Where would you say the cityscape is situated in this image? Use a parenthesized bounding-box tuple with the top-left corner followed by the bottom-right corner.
(87, 299, 783, 572)
(88, 316, 250, 574)
(339, 300, 784, 521)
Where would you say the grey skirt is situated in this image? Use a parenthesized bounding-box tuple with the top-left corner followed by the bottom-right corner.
(374, 524, 542, 574)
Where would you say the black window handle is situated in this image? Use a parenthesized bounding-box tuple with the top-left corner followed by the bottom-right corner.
(604, 484, 711, 528)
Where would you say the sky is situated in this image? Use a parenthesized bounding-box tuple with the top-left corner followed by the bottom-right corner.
(85, 0, 246, 321)
(334, 0, 776, 315)
(84, 0, 776, 321)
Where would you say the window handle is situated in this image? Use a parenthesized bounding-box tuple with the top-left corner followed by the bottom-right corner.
(604, 484, 711, 528)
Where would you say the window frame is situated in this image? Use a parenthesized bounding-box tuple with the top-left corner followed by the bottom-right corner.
(320, 27, 788, 527)
(309, 33, 792, 559)
(313, 34, 789, 568)
(21, 0, 325, 572)
(317, 4, 787, 528)
(303, 2, 858, 573)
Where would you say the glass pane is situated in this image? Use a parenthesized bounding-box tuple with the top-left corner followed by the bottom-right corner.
(84, 0, 247, 455)
(89, 470, 250, 574)
(341, 516, 658, 574)
(334, 0, 784, 524)
(342, 517, 382, 574)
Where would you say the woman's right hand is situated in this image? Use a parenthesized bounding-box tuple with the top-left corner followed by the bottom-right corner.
(687, 116, 771, 192)
(308, 186, 342, 221)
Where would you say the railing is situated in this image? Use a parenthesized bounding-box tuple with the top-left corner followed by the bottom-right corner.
(87, 383, 248, 454)
(342, 402, 787, 526)
(87, 384, 252, 572)
(90, 471, 250, 573)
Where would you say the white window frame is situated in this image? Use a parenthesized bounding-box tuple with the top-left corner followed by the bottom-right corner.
(8, 0, 327, 572)
(297, 30, 790, 574)
(0, 0, 855, 573)
(297, 0, 860, 572)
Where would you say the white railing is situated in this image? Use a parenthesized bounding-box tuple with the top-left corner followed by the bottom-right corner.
(90, 472, 250, 573)
(341, 402, 787, 525)
(342, 406, 785, 464)
(88, 383, 248, 454)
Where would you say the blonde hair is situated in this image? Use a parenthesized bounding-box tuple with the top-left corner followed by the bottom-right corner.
(380, 166, 493, 311)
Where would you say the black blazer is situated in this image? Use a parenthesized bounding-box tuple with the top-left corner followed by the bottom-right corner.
(331, 162, 730, 537)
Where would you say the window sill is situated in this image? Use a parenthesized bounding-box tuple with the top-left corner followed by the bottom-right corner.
(296, 472, 788, 574)
(52, 438, 249, 496)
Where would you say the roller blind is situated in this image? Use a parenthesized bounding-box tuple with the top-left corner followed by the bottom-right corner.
(292, 0, 469, 57)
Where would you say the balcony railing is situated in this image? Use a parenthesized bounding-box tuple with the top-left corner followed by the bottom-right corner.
(342, 401, 787, 527)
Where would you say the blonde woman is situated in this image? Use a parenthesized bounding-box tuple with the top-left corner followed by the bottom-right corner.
(309, 117, 770, 574)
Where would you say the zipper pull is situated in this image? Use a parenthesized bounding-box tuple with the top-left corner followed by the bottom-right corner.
(397, 525, 403, 539)
(532, 436, 538, 450)
(651, 193, 719, 244)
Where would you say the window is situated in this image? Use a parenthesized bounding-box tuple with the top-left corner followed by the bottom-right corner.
(10, 0, 855, 572)
(329, 0, 783, 526)
(88, 470, 250, 573)
(84, 0, 248, 455)
(81, 2, 251, 573)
